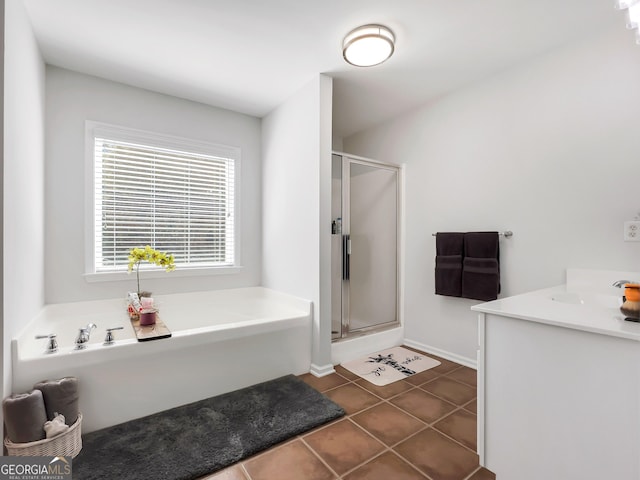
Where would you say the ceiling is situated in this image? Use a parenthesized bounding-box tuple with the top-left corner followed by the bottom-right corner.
(23, 0, 621, 138)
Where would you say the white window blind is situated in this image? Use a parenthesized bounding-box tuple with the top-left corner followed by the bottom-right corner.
(93, 136, 235, 272)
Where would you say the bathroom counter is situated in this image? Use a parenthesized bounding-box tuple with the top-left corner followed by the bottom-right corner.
(474, 269, 640, 480)
(471, 284, 640, 342)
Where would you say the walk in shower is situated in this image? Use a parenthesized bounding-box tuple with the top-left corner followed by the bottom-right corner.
(331, 153, 401, 341)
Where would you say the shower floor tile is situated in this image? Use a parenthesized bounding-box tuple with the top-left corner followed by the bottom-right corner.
(201, 346, 495, 480)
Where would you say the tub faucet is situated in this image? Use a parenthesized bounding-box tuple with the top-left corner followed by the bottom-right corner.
(75, 323, 97, 349)
(613, 280, 639, 288)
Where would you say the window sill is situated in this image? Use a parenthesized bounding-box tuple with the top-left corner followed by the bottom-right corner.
(84, 266, 243, 283)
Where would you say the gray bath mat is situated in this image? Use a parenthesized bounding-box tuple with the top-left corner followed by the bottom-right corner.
(72, 374, 344, 480)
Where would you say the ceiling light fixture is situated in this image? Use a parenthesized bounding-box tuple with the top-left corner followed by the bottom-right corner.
(616, 0, 640, 44)
(343, 24, 395, 67)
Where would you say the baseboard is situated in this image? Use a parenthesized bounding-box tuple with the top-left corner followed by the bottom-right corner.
(331, 327, 404, 366)
(309, 363, 336, 378)
(403, 339, 477, 369)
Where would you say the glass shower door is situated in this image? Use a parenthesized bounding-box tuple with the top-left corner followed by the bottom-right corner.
(332, 155, 400, 339)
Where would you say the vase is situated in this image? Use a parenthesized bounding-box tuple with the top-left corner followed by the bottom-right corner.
(620, 283, 640, 321)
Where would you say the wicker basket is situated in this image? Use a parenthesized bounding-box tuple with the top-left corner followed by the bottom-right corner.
(4, 414, 82, 458)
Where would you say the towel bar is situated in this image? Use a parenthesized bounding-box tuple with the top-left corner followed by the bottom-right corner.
(432, 231, 513, 238)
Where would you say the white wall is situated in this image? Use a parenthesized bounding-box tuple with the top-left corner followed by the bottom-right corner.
(45, 67, 262, 303)
(344, 25, 640, 363)
(262, 74, 334, 374)
(3, 0, 46, 403)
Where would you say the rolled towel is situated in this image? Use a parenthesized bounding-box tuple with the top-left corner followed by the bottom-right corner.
(3, 389, 48, 443)
(44, 414, 70, 439)
(34, 377, 79, 425)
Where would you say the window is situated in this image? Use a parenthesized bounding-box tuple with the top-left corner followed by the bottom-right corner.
(88, 123, 238, 274)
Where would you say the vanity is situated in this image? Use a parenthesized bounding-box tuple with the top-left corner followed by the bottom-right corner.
(473, 269, 640, 480)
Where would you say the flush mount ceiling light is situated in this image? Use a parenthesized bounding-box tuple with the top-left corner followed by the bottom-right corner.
(343, 24, 395, 67)
(616, 0, 640, 44)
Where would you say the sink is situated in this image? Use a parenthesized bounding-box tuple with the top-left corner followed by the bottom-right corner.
(550, 292, 622, 309)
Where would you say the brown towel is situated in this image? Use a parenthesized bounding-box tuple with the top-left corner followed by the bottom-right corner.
(3, 390, 48, 443)
(34, 376, 79, 425)
(462, 232, 500, 301)
(435, 233, 464, 297)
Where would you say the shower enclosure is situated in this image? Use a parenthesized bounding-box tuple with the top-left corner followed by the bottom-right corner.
(331, 153, 401, 340)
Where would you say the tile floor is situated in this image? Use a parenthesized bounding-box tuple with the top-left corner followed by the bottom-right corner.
(202, 347, 496, 480)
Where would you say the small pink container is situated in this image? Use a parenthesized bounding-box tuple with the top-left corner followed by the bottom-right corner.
(139, 309, 157, 326)
(140, 297, 154, 308)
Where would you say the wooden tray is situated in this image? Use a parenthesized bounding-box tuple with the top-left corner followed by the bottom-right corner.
(130, 314, 172, 342)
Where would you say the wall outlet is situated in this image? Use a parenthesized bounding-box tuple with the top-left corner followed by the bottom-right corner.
(624, 221, 640, 241)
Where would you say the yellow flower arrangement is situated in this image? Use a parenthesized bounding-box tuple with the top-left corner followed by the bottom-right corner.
(127, 245, 176, 295)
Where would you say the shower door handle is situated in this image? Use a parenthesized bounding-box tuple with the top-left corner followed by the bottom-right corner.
(342, 235, 350, 280)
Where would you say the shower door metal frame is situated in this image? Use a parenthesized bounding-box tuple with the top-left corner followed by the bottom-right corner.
(338, 153, 402, 339)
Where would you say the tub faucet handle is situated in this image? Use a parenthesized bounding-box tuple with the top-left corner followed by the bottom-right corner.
(35, 334, 58, 354)
(103, 326, 124, 346)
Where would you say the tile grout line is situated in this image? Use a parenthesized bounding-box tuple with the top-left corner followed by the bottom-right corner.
(405, 403, 480, 456)
(388, 444, 437, 480)
(440, 368, 478, 389)
(297, 436, 342, 480)
(234, 437, 301, 479)
(325, 415, 434, 480)
(388, 431, 479, 480)
(414, 382, 476, 409)
(238, 462, 252, 480)
(462, 466, 485, 480)
(340, 446, 434, 480)
(430, 422, 480, 456)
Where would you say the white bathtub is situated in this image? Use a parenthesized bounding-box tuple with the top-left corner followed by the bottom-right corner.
(12, 287, 312, 433)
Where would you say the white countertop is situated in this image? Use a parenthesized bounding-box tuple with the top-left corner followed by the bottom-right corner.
(471, 268, 640, 342)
